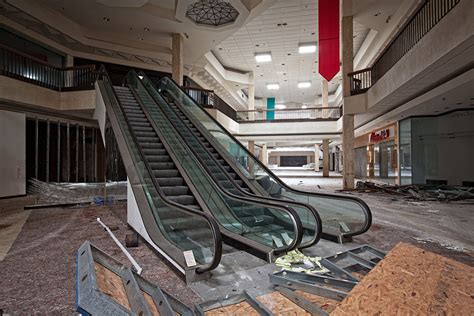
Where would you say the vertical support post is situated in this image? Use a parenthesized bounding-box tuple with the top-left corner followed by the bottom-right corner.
(248, 71, 255, 121)
(67, 122, 70, 182)
(94, 128, 98, 182)
(323, 139, 330, 177)
(57, 121, 61, 182)
(172, 33, 184, 86)
(248, 140, 255, 177)
(35, 117, 38, 180)
(314, 144, 320, 171)
(46, 119, 50, 182)
(342, 11, 355, 189)
(368, 144, 375, 178)
(261, 143, 268, 166)
(83, 125, 86, 182)
(76, 124, 79, 182)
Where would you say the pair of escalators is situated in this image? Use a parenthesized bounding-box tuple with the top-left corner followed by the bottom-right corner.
(97, 67, 371, 279)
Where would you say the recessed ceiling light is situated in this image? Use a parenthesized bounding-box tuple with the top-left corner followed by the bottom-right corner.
(267, 83, 280, 90)
(299, 43, 317, 54)
(298, 81, 311, 88)
(275, 104, 286, 109)
(302, 105, 307, 109)
(255, 52, 272, 63)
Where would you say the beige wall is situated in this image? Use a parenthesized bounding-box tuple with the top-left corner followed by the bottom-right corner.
(0, 75, 95, 111)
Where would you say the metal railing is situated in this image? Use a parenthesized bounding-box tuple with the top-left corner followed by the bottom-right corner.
(236, 106, 342, 122)
(349, 0, 460, 95)
(183, 86, 238, 120)
(0, 44, 96, 91)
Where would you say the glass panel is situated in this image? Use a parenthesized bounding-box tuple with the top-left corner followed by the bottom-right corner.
(158, 76, 370, 238)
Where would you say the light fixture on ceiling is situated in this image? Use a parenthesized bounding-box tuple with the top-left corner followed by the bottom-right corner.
(299, 43, 317, 54)
(275, 104, 286, 109)
(255, 52, 272, 63)
(267, 83, 280, 90)
(298, 81, 311, 88)
(138, 75, 144, 80)
(301, 105, 307, 109)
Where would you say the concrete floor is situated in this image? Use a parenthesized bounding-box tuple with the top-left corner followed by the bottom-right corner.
(0, 174, 473, 313)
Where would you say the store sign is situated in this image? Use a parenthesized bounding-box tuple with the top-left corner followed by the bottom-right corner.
(369, 129, 390, 142)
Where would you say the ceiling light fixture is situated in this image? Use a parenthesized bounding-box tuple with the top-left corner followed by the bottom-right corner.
(267, 83, 280, 90)
(298, 81, 311, 88)
(275, 104, 286, 109)
(301, 105, 307, 109)
(299, 43, 317, 54)
(255, 52, 272, 63)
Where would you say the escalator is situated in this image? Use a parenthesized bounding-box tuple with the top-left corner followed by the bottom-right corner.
(96, 67, 222, 282)
(138, 72, 322, 248)
(110, 70, 306, 264)
(155, 75, 372, 243)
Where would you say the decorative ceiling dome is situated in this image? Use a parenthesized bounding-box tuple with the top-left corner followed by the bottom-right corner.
(186, 0, 239, 27)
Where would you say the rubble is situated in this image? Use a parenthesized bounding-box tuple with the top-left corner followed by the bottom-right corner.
(348, 181, 474, 202)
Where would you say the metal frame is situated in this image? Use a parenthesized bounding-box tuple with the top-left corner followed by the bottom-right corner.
(194, 291, 274, 316)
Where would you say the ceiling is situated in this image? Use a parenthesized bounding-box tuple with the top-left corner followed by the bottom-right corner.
(212, 0, 370, 106)
(0, 0, 270, 68)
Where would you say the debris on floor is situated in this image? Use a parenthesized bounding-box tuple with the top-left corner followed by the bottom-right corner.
(331, 242, 474, 315)
(26, 179, 127, 207)
(349, 181, 474, 202)
(76, 241, 192, 316)
(275, 249, 329, 274)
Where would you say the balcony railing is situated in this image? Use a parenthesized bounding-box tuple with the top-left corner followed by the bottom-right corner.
(0, 44, 96, 91)
(349, 0, 460, 95)
(184, 86, 238, 120)
(236, 107, 342, 122)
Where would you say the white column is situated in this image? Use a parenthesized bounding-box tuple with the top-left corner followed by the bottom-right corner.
(172, 33, 184, 86)
(314, 144, 320, 171)
(342, 12, 355, 189)
(248, 71, 255, 121)
(261, 143, 268, 166)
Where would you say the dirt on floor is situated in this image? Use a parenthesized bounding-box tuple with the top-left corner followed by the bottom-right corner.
(0, 201, 200, 315)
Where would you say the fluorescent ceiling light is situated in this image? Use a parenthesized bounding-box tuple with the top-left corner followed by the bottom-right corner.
(298, 81, 311, 88)
(301, 105, 307, 109)
(298, 43, 317, 54)
(266, 83, 280, 90)
(138, 75, 144, 80)
(255, 52, 272, 63)
(275, 104, 286, 109)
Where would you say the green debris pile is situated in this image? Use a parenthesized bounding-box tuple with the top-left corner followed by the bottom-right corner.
(275, 249, 329, 274)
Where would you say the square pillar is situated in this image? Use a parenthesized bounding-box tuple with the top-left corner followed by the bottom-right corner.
(314, 144, 320, 171)
(172, 33, 184, 86)
(260, 143, 268, 165)
(323, 139, 330, 177)
(248, 72, 255, 121)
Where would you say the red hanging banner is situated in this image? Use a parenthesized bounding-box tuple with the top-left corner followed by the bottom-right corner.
(318, 0, 340, 81)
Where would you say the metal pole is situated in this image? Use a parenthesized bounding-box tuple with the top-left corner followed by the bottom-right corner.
(93, 128, 97, 182)
(76, 124, 79, 182)
(35, 117, 38, 180)
(83, 125, 86, 182)
(57, 121, 61, 182)
(46, 119, 50, 182)
(67, 122, 70, 182)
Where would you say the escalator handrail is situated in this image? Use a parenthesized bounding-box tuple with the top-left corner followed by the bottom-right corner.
(97, 66, 223, 273)
(139, 71, 322, 249)
(157, 75, 372, 238)
(130, 70, 303, 255)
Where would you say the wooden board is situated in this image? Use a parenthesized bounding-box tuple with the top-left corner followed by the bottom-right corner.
(331, 242, 474, 315)
(257, 291, 310, 315)
(205, 301, 259, 315)
(94, 262, 131, 310)
(142, 290, 160, 316)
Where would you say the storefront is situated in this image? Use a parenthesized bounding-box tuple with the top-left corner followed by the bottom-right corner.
(354, 124, 399, 184)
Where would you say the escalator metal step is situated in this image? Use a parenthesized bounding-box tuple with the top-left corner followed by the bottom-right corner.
(167, 195, 195, 205)
(154, 169, 179, 178)
(149, 162, 174, 169)
(161, 186, 189, 196)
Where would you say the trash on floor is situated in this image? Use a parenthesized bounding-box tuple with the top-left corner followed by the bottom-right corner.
(275, 249, 329, 274)
(76, 241, 193, 316)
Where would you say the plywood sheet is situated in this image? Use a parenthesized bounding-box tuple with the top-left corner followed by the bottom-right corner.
(94, 263, 131, 310)
(257, 291, 310, 315)
(332, 242, 474, 315)
(205, 301, 259, 315)
(142, 290, 160, 316)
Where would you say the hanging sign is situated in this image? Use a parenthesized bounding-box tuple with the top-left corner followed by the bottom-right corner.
(318, 0, 340, 81)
